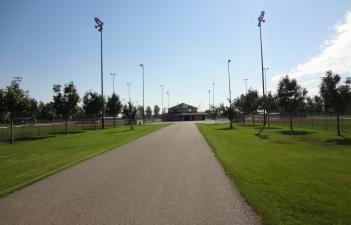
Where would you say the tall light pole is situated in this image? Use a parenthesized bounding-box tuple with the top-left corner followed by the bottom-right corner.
(94, 17, 105, 129)
(228, 59, 233, 129)
(139, 64, 145, 123)
(243, 78, 248, 95)
(166, 91, 169, 112)
(264, 67, 269, 92)
(212, 82, 215, 107)
(208, 90, 211, 109)
(160, 85, 164, 115)
(110, 73, 116, 94)
(126, 82, 131, 102)
(13, 76, 22, 84)
(258, 10, 266, 126)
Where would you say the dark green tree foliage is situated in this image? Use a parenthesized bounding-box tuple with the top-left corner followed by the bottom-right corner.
(106, 93, 122, 127)
(245, 89, 259, 125)
(154, 105, 160, 117)
(265, 91, 278, 127)
(137, 106, 144, 117)
(277, 75, 307, 132)
(320, 71, 351, 136)
(38, 102, 55, 121)
(0, 89, 6, 121)
(306, 96, 324, 115)
(83, 91, 104, 118)
(52, 82, 80, 134)
(122, 102, 137, 130)
(208, 105, 220, 121)
(3, 81, 33, 122)
(145, 106, 152, 118)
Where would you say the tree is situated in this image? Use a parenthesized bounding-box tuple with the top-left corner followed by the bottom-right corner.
(154, 105, 160, 118)
(145, 106, 152, 119)
(320, 71, 351, 136)
(83, 91, 104, 126)
(208, 105, 220, 124)
(276, 75, 307, 132)
(245, 89, 259, 125)
(106, 93, 122, 127)
(52, 82, 80, 135)
(265, 91, 278, 127)
(3, 81, 32, 121)
(122, 102, 137, 130)
(0, 89, 6, 122)
(137, 105, 144, 117)
(38, 102, 55, 121)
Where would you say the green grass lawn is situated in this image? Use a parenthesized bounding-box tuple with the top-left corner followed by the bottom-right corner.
(0, 124, 167, 197)
(197, 123, 351, 225)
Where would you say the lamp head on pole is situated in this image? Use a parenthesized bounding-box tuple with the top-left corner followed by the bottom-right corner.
(139, 64, 144, 68)
(228, 59, 231, 63)
(94, 17, 104, 32)
(258, 11, 265, 27)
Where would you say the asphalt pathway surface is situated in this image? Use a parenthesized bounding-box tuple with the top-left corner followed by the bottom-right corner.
(0, 122, 260, 225)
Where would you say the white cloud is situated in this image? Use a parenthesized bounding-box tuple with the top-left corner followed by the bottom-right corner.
(272, 11, 351, 95)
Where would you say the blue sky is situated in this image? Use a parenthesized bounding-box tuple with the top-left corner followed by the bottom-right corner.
(0, 0, 350, 111)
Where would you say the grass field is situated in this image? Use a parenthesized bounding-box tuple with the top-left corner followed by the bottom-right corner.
(197, 123, 351, 225)
(0, 124, 167, 197)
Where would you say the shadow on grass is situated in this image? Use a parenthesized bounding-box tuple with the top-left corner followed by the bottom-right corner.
(11, 135, 56, 142)
(107, 128, 132, 134)
(255, 133, 269, 140)
(326, 137, 351, 146)
(254, 126, 281, 130)
(279, 130, 315, 136)
(51, 130, 86, 135)
(214, 127, 237, 131)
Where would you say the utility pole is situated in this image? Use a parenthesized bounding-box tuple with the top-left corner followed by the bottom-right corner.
(228, 59, 233, 129)
(126, 82, 131, 102)
(258, 10, 266, 127)
(166, 91, 169, 112)
(110, 73, 116, 94)
(139, 64, 145, 123)
(212, 82, 215, 107)
(208, 90, 211, 109)
(244, 78, 248, 95)
(160, 85, 164, 115)
(94, 17, 105, 129)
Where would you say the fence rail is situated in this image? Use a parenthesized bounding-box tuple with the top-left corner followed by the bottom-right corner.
(0, 119, 131, 142)
(241, 115, 351, 133)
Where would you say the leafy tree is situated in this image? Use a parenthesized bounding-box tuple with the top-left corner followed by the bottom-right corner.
(154, 105, 160, 117)
(106, 93, 122, 127)
(83, 91, 104, 120)
(52, 82, 80, 134)
(305, 96, 324, 115)
(137, 105, 144, 117)
(122, 102, 137, 130)
(320, 71, 351, 136)
(265, 91, 278, 127)
(208, 105, 220, 123)
(3, 81, 32, 121)
(276, 75, 307, 132)
(145, 106, 152, 118)
(245, 89, 259, 125)
(38, 101, 55, 121)
(0, 89, 6, 122)
(234, 95, 248, 123)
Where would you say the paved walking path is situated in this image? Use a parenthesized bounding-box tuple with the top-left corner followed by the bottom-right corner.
(0, 122, 260, 225)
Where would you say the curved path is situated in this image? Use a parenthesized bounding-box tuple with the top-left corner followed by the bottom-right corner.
(0, 122, 260, 225)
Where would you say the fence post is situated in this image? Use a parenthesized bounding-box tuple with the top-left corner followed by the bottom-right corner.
(341, 118, 344, 133)
(11, 120, 14, 144)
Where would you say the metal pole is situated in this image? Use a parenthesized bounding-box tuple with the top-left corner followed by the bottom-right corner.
(212, 83, 215, 107)
(160, 85, 163, 115)
(258, 11, 266, 127)
(167, 91, 169, 112)
(208, 90, 211, 109)
(111, 73, 116, 94)
(127, 82, 131, 102)
(244, 78, 248, 95)
(101, 28, 105, 129)
(140, 64, 145, 123)
(228, 59, 233, 128)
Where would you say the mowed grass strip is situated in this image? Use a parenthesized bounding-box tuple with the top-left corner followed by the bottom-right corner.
(197, 123, 351, 225)
(0, 124, 167, 197)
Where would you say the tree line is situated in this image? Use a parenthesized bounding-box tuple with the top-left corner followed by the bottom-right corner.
(0, 81, 163, 130)
(207, 71, 351, 136)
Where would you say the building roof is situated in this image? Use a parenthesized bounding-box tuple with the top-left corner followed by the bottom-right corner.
(168, 103, 197, 110)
